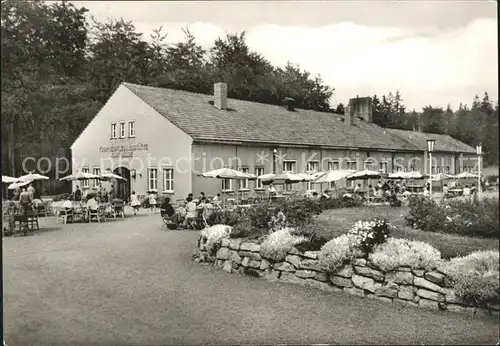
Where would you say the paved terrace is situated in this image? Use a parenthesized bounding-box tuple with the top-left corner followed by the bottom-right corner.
(3, 210, 499, 345)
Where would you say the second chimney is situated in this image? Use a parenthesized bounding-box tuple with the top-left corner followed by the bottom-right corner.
(214, 82, 228, 110)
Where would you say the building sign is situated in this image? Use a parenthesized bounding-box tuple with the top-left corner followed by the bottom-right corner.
(100, 143, 148, 153)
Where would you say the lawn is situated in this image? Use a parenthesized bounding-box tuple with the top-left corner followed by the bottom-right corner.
(314, 205, 499, 259)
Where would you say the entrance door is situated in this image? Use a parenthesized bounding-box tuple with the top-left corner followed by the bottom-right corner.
(113, 167, 131, 201)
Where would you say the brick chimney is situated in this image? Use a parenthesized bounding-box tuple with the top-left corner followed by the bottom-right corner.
(344, 105, 352, 125)
(348, 96, 372, 123)
(214, 82, 228, 110)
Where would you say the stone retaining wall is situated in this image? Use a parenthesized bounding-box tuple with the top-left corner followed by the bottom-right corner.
(193, 236, 499, 317)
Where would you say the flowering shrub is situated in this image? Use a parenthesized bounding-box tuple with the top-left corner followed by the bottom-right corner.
(318, 234, 363, 273)
(200, 224, 233, 254)
(439, 250, 499, 304)
(406, 196, 499, 238)
(405, 196, 446, 231)
(369, 238, 442, 272)
(268, 210, 287, 232)
(260, 228, 308, 262)
(347, 218, 392, 254)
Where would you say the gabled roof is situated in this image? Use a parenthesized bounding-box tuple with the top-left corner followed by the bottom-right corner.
(123, 83, 420, 152)
(387, 128, 476, 154)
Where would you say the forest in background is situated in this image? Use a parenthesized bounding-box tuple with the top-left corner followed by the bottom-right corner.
(2, 0, 498, 188)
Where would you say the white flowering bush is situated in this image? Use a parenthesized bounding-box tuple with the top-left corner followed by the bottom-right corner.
(260, 228, 307, 262)
(347, 218, 392, 254)
(369, 238, 442, 272)
(439, 250, 499, 304)
(200, 224, 233, 254)
(318, 234, 363, 273)
(267, 210, 287, 232)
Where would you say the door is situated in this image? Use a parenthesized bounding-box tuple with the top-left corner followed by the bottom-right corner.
(113, 167, 131, 201)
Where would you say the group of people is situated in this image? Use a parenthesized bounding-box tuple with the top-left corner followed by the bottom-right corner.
(159, 192, 223, 229)
(73, 184, 115, 203)
(16, 183, 41, 214)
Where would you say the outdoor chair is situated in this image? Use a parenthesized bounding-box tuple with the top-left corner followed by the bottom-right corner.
(112, 200, 125, 218)
(160, 211, 179, 230)
(88, 206, 106, 223)
(56, 208, 73, 224)
(26, 213, 39, 231)
(36, 203, 47, 217)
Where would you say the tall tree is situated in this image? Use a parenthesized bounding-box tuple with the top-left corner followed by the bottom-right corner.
(421, 106, 446, 134)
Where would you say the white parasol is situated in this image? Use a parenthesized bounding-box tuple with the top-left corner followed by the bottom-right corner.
(454, 172, 478, 179)
(8, 180, 32, 190)
(101, 172, 127, 181)
(18, 172, 49, 181)
(199, 168, 257, 205)
(60, 172, 103, 181)
(199, 168, 256, 180)
(2, 175, 19, 184)
(347, 170, 382, 180)
(314, 170, 355, 183)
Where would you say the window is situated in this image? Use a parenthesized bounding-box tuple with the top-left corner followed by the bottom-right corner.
(379, 162, 388, 173)
(119, 122, 126, 138)
(445, 166, 450, 174)
(128, 121, 135, 138)
(148, 168, 158, 191)
(162, 168, 174, 192)
(396, 166, 403, 172)
(347, 161, 357, 170)
(81, 167, 90, 188)
(239, 167, 249, 190)
(222, 178, 232, 191)
(110, 123, 117, 139)
(255, 167, 264, 189)
(283, 161, 296, 173)
(306, 161, 319, 190)
(328, 161, 339, 171)
(92, 167, 101, 187)
(363, 161, 373, 170)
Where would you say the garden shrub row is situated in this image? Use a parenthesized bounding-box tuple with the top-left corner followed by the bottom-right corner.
(207, 197, 362, 243)
(405, 196, 499, 238)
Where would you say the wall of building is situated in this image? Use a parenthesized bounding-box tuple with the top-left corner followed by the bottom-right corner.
(191, 142, 433, 196)
(71, 85, 193, 200)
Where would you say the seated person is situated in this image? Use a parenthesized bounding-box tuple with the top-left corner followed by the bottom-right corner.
(443, 184, 449, 196)
(197, 192, 206, 205)
(184, 196, 198, 225)
(212, 193, 221, 204)
(463, 185, 471, 196)
(160, 197, 182, 224)
(62, 197, 73, 209)
(86, 194, 99, 211)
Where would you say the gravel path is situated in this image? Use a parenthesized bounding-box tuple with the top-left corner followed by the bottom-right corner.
(3, 210, 499, 345)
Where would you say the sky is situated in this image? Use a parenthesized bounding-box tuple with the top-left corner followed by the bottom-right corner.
(72, 1, 498, 110)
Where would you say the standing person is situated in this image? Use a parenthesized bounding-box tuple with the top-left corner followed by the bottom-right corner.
(443, 184, 449, 198)
(130, 191, 141, 215)
(108, 184, 115, 201)
(19, 188, 33, 214)
(148, 191, 157, 213)
(27, 183, 35, 199)
(74, 185, 82, 202)
(267, 183, 277, 197)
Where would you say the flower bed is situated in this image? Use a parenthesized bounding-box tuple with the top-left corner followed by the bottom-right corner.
(193, 223, 499, 318)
